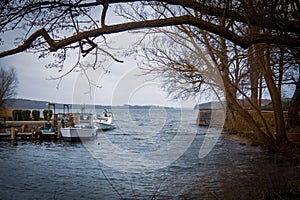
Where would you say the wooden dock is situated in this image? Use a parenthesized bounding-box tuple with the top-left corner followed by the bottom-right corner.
(0, 121, 61, 141)
(0, 132, 10, 140)
(0, 131, 61, 141)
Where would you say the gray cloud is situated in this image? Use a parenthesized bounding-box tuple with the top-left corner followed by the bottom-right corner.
(0, 32, 197, 108)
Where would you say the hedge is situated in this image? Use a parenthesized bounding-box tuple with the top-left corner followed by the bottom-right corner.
(21, 110, 31, 121)
(12, 110, 22, 121)
(32, 110, 40, 121)
(43, 110, 53, 120)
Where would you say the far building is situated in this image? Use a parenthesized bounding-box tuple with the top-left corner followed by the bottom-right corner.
(194, 101, 225, 126)
(195, 99, 272, 126)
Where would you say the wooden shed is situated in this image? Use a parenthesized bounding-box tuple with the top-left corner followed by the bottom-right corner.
(195, 101, 225, 126)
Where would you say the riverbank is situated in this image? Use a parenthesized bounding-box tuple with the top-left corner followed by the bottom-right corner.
(221, 130, 300, 199)
(223, 109, 300, 157)
(223, 127, 300, 162)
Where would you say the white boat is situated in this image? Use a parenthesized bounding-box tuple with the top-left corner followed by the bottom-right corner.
(60, 113, 97, 142)
(60, 126, 97, 142)
(93, 110, 116, 131)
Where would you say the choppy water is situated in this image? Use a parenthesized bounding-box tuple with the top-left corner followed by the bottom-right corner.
(0, 109, 299, 199)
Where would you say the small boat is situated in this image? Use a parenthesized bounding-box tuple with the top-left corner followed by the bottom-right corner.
(60, 113, 97, 142)
(60, 126, 97, 142)
(93, 110, 116, 131)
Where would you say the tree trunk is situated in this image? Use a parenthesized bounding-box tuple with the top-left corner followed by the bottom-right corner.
(255, 44, 287, 146)
(287, 79, 300, 129)
(223, 75, 277, 150)
(248, 46, 260, 107)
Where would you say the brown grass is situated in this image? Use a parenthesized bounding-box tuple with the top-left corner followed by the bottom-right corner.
(224, 110, 300, 160)
(224, 110, 300, 145)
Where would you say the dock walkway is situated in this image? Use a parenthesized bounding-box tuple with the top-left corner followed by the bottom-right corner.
(0, 120, 61, 141)
(0, 130, 60, 141)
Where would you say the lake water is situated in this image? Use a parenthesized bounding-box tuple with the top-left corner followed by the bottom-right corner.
(0, 108, 299, 199)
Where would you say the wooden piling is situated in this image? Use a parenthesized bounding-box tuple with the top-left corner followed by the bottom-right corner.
(10, 127, 16, 140)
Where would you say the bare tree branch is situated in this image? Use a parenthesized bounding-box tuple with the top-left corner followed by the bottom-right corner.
(1, 13, 299, 59)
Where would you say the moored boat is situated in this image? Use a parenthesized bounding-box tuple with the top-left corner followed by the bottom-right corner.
(94, 110, 116, 131)
(60, 113, 97, 142)
(60, 126, 97, 142)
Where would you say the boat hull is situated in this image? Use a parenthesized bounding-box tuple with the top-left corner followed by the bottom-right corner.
(61, 127, 97, 142)
(94, 111, 115, 131)
(95, 122, 116, 131)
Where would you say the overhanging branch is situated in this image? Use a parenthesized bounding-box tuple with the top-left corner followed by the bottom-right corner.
(0, 15, 299, 58)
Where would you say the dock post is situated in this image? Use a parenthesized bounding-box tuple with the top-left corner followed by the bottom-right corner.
(11, 127, 16, 140)
(57, 123, 62, 139)
(57, 131, 62, 140)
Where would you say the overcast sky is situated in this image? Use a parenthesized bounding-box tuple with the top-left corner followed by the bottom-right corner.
(0, 5, 222, 109)
(0, 31, 201, 108)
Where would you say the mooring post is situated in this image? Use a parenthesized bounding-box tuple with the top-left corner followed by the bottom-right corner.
(10, 127, 16, 140)
(57, 123, 62, 139)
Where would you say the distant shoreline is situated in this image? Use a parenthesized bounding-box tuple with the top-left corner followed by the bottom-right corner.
(4, 98, 181, 110)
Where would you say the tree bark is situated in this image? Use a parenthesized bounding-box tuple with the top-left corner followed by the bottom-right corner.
(288, 79, 300, 129)
(248, 45, 260, 108)
(222, 75, 277, 150)
(254, 44, 287, 146)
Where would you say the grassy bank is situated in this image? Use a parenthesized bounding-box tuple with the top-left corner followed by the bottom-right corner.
(224, 110, 300, 161)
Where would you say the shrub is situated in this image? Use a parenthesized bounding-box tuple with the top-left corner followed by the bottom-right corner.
(21, 110, 31, 121)
(32, 110, 40, 121)
(43, 110, 53, 120)
(12, 110, 22, 121)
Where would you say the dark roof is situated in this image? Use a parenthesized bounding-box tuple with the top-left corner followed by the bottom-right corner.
(194, 101, 224, 110)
